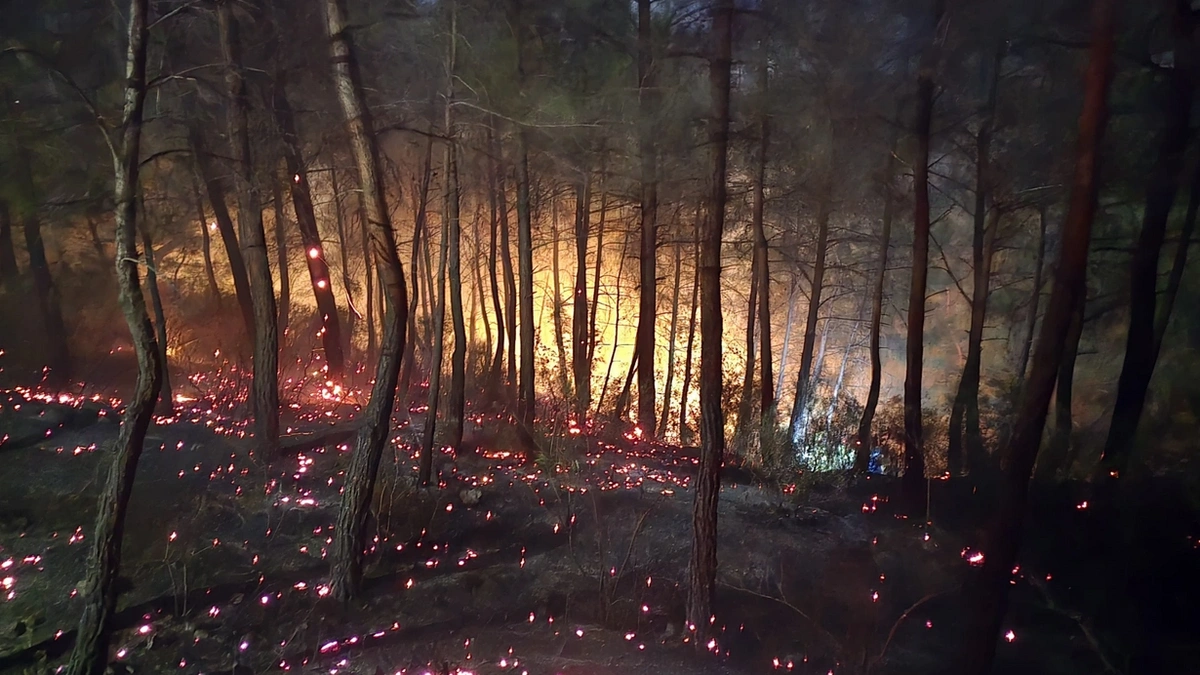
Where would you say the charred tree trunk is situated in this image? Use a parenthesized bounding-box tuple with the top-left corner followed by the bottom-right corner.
(1037, 298, 1084, 481)
(18, 200, 72, 386)
(0, 201, 19, 287)
(419, 179, 450, 486)
(220, 0, 279, 453)
(901, 0, 946, 509)
(787, 189, 831, 450)
(687, 0, 733, 638)
(399, 135, 433, 403)
(189, 128, 255, 342)
(588, 173, 607, 369)
(776, 279, 797, 398)
(486, 126, 506, 400)
(948, 208, 1000, 477)
(191, 175, 222, 307)
(1154, 147, 1200, 355)
(550, 196, 570, 396)
(510, 2, 536, 428)
(735, 249, 759, 440)
(272, 173, 291, 344)
(573, 175, 592, 416)
(325, 0, 410, 601)
(139, 224, 173, 417)
(598, 229, 630, 416)
(636, 0, 660, 438)
(444, 13, 467, 456)
(269, 75, 346, 378)
(492, 119, 519, 403)
(1101, 1, 1197, 477)
(753, 74, 774, 430)
(679, 218, 701, 445)
(331, 169, 358, 352)
(66, 2, 158, 671)
(948, 45, 1002, 477)
(956, 2, 1115, 670)
(659, 233, 683, 434)
(1016, 205, 1048, 384)
(855, 150, 896, 474)
(362, 204, 377, 361)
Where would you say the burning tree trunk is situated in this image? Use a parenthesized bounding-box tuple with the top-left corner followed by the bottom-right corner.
(901, 0, 947, 509)
(219, 0, 279, 453)
(0, 201, 18, 287)
(272, 173, 291, 344)
(189, 128, 255, 341)
(270, 73, 346, 379)
(1100, 0, 1197, 478)
(636, 0, 659, 438)
(66, 1, 158, 671)
(687, 0, 733, 637)
(444, 9, 467, 455)
(324, 0, 409, 601)
(787, 187, 831, 450)
(573, 174, 592, 417)
(139, 223, 173, 417)
(855, 149, 896, 474)
(1015, 205, 1048, 384)
(956, 1, 1115, 669)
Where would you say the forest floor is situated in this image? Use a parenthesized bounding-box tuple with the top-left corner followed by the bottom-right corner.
(0, 379, 1197, 675)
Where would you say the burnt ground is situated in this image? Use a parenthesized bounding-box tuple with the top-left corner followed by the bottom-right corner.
(1, 384, 1198, 675)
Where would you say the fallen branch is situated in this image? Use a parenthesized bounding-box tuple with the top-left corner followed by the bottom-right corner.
(869, 588, 954, 673)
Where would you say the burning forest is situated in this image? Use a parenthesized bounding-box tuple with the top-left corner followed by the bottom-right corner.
(1, 0, 1199, 673)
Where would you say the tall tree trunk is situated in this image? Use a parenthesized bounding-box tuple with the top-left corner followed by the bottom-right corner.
(753, 70, 774, 431)
(827, 320, 859, 431)
(775, 279, 797, 399)
(659, 234, 683, 434)
(855, 150, 896, 473)
(573, 174, 592, 416)
(1037, 298, 1084, 481)
(948, 208, 1000, 477)
(362, 204, 376, 360)
(272, 172, 291, 345)
(948, 44, 1002, 477)
(487, 124, 506, 400)
(472, 206, 490, 376)
(588, 181, 607, 368)
(956, 2, 1115, 670)
(66, 2, 158, 671)
(189, 128, 255, 342)
(190, 174, 222, 307)
(139, 223, 173, 417)
(687, 0, 733, 637)
(18, 196, 72, 386)
(615, 347, 639, 420)
(679, 219, 701, 445)
(787, 189, 831, 449)
(444, 11, 467, 456)
(269, 76, 346, 378)
(1016, 205, 1048, 384)
(598, 229, 631, 415)
(550, 196, 570, 396)
(735, 247, 759, 439)
(331, 169, 358, 352)
(324, 0, 409, 601)
(419, 171, 450, 486)
(1153, 148, 1200, 355)
(635, 0, 660, 438)
(0, 201, 19, 287)
(399, 135, 433, 402)
(901, 0, 947, 509)
(493, 118, 519, 403)
(220, 0, 279, 453)
(1101, 1, 1197, 477)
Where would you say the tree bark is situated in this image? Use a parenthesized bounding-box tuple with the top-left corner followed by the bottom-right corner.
(272, 172, 291, 345)
(139, 224, 173, 417)
(855, 150, 896, 474)
(17, 188, 72, 386)
(1101, 0, 1197, 477)
(636, 0, 660, 438)
(1016, 205, 1048, 384)
(902, 0, 947, 509)
(1036, 298, 1084, 481)
(219, 0, 279, 453)
(399, 135, 433, 402)
(687, 0, 733, 638)
(0, 201, 18, 287)
(324, 0, 410, 601)
(787, 189, 831, 450)
(955, 2, 1115, 670)
(189, 127, 255, 342)
(66, 2, 158, 671)
(269, 74, 346, 378)
(362, 204, 377, 361)
(509, 1, 536, 428)
(659, 233, 683, 434)
(573, 174, 592, 417)
(444, 11, 467, 455)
